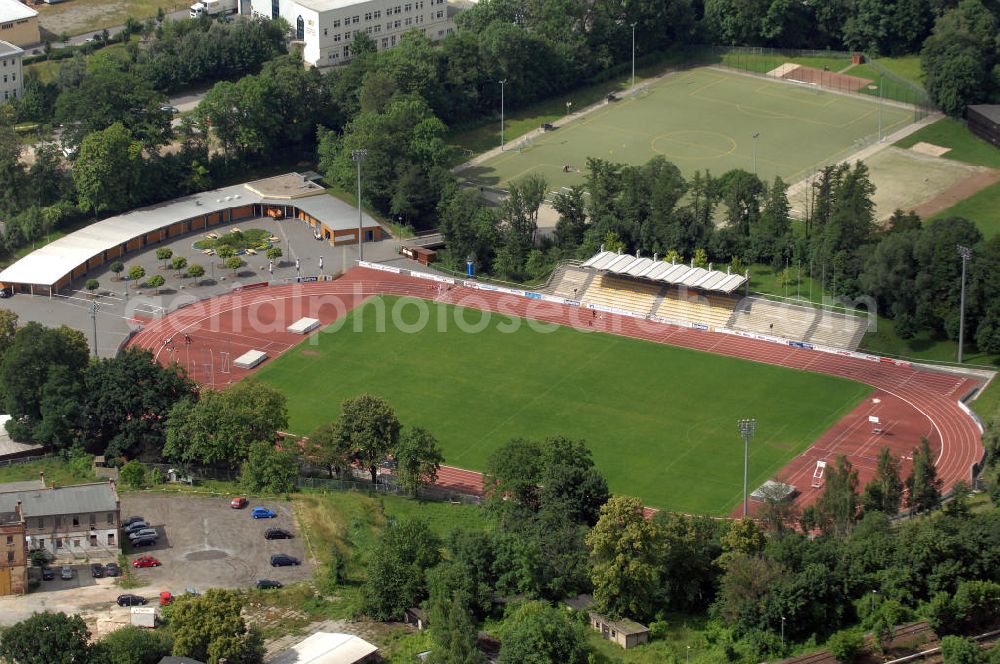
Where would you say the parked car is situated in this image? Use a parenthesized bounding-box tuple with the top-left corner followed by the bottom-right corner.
(128, 528, 158, 541)
(121, 516, 145, 528)
(41, 566, 54, 580)
(251, 507, 277, 519)
(230, 497, 248, 509)
(160, 105, 179, 115)
(269, 554, 300, 567)
(124, 520, 150, 534)
(91, 564, 105, 578)
(541, 122, 555, 131)
(131, 536, 158, 548)
(60, 565, 73, 580)
(160, 591, 174, 606)
(116, 594, 147, 607)
(131, 555, 161, 568)
(0, 287, 12, 299)
(104, 562, 121, 577)
(256, 579, 282, 590)
(264, 528, 293, 540)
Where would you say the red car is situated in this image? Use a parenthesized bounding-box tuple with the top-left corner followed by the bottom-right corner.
(131, 555, 161, 568)
(230, 497, 248, 509)
(159, 591, 174, 606)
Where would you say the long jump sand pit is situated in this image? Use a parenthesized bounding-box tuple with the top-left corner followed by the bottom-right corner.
(789, 146, 979, 221)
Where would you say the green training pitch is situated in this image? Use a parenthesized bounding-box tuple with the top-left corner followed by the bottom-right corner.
(461, 66, 913, 192)
(255, 296, 871, 515)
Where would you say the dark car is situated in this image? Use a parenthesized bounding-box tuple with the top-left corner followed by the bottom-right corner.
(541, 122, 555, 131)
(264, 528, 293, 540)
(104, 562, 121, 577)
(256, 579, 283, 590)
(131, 536, 158, 548)
(91, 564, 105, 578)
(124, 520, 150, 534)
(121, 516, 145, 528)
(41, 566, 55, 580)
(0, 288, 12, 299)
(270, 554, 300, 567)
(116, 594, 147, 607)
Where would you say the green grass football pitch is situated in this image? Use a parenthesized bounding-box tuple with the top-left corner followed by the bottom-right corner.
(461, 67, 914, 192)
(255, 296, 872, 515)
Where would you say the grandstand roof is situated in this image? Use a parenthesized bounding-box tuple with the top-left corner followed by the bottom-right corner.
(581, 251, 747, 294)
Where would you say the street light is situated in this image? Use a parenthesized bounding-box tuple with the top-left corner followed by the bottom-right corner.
(737, 418, 756, 517)
(686, 646, 690, 664)
(781, 616, 785, 647)
(499, 79, 507, 151)
(351, 149, 367, 262)
(958, 245, 972, 363)
(631, 22, 637, 90)
(752, 132, 760, 175)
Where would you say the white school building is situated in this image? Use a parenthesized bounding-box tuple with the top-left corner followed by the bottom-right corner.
(248, 0, 455, 68)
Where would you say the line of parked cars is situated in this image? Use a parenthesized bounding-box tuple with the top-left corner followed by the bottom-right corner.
(122, 515, 160, 548)
(231, 497, 300, 581)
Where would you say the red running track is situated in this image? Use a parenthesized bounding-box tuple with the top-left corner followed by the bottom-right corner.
(128, 268, 984, 515)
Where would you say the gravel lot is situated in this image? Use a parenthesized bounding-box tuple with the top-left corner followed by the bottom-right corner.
(120, 492, 313, 595)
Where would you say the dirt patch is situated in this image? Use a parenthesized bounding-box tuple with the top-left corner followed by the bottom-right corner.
(300, 349, 321, 356)
(783, 65, 873, 92)
(912, 168, 1000, 219)
(766, 62, 800, 78)
(911, 141, 951, 157)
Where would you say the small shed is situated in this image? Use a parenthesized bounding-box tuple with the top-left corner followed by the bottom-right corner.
(401, 245, 437, 265)
(405, 607, 428, 631)
(564, 594, 649, 650)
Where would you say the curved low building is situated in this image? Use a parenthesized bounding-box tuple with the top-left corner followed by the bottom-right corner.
(0, 173, 385, 296)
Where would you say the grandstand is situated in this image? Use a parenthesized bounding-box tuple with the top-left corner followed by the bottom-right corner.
(547, 252, 870, 350)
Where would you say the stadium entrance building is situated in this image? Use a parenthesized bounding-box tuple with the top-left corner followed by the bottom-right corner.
(0, 174, 385, 296)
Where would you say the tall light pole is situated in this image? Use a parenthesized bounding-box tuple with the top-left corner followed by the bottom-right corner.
(351, 149, 367, 262)
(752, 132, 760, 175)
(499, 79, 507, 151)
(738, 418, 756, 517)
(877, 76, 884, 141)
(89, 300, 99, 357)
(781, 616, 786, 647)
(958, 245, 972, 363)
(631, 22, 637, 90)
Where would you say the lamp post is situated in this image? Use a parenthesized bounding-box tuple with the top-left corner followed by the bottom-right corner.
(752, 132, 760, 175)
(686, 646, 690, 664)
(958, 245, 972, 363)
(737, 418, 756, 517)
(781, 616, 785, 647)
(631, 22, 637, 90)
(499, 79, 507, 150)
(351, 149, 367, 262)
(90, 300, 99, 357)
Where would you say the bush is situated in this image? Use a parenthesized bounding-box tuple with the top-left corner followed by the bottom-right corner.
(940, 636, 984, 664)
(171, 256, 188, 271)
(827, 630, 864, 664)
(146, 275, 165, 289)
(110, 261, 124, 279)
(266, 247, 282, 261)
(85, 279, 100, 292)
(146, 467, 164, 486)
(127, 266, 145, 283)
(119, 460, 146, 489)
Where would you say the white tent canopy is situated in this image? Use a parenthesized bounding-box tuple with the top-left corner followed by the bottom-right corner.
(581, 251, 747, 294)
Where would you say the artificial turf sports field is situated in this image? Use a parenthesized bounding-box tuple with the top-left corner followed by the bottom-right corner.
(254, 296, 872, 515)
(462, 67, 914, 191)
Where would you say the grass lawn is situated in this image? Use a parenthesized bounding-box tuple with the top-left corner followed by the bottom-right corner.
(872, 55, 924, 89)
(842, 63, 928, 105)
(36, 0, 189, 40)
(971, 376, 1000, 423)
(462, 67, 912, 191)
(894, 118, 1000, 168)
(929, 180, 1000, 238)
(0, 457, 97, 487)
(255, 296, 870, 515)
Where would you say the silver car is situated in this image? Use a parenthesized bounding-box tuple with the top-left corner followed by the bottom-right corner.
(60, 565, 73, 580)
(128, 528, 157, 541)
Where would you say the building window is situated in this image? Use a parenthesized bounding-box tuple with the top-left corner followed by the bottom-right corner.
(394, 19, 401, 27)
(89, 514, 96, 527)
(106, 513, 113, 524)
(107, 533, 114, 545)
(366, 26, 372, 33)
(73, 539, 80, 548)
(90, 535, 97, 547)
(6, 551, 12, 563)
(333, 19, 340, 27)
(364, 11, 371, 20)
(296, 15, 304, 40)
(391, 35, 396, 45)
(334, 33, 341, 41)
(352, 15, 359, 23)
(56, 538, 62, 548)
(323, 27, 327, 35)
(404, 2, 411, 10)
(374, 24, 380, 32)
(374, 9, 381, 18)
(54, 517, 61, 528)
(395, 6, 401, 13)
(404, 17, 411, 25)
(381, 37, 388, 47)
(5, 536, 11, 545)
(72, 517, 79, 527)
(344, 31, 351, 39)
(343, 45, 350, 56)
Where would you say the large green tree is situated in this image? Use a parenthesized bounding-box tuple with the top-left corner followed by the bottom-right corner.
(169, 589, 264, 664)
(94, 625, 172, 664)
(497, 600, 588, 664)
(906, 437, 943, 513)
(361, 519, 442, 620)
(72, 122, 145, 215)
(394, 426, 444, 497)
(334, 393, 400, 485)
(816, 455, 860, 535)
(861, 446, 904, 515)
(0, 612, 92, 664)
(239, 441, 299, 494)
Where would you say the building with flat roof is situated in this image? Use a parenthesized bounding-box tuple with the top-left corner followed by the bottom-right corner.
(0, 173, 386, 296)
(268, 631, 379, 664)
(0, 0, 38, 48)
(248, 0, 453, 67)
(0, 40, 22, 102)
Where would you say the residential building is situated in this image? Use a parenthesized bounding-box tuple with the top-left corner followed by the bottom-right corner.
(0, 39, 23, 103)
(0, 501, 26, 595)
(0, 478, 121, 565)
(248, 0, 454, 68)
(0, 0, 38, 48)
(564, 594, 650, 650)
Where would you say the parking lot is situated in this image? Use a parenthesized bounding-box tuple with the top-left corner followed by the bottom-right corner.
(119, 493, 313, 595)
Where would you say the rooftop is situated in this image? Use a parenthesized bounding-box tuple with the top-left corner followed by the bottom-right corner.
(0, 479, 44, 494)
(0, 174, 381, 287)
(589, 612, 649, 636)
(293, 0, 387, 13)
(0, 482, 117, 517)
(581, 250, 747, 294)
(969, 104, 1000, 124)
(0, 0, 36, 23)
(268, 632, 379, 664)
(0, 39, 23, 58)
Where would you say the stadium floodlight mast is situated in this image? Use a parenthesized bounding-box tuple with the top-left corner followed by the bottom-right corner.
(752, 132, 760, 175)
(958, 245, 973, 363)
(499, 79, 507, 151)
(737, 418, 756, 517)
(350, 149, 367, 262)
(631, 22, 637, 90)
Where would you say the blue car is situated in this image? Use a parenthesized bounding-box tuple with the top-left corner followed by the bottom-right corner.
(251, 507, 277, 519)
